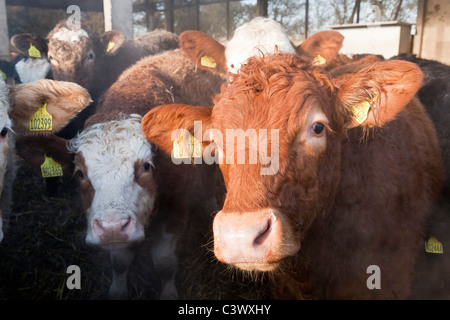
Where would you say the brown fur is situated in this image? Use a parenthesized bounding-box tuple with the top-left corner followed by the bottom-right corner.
(142, 53, 444, 299)
(97, 48, 225, 116)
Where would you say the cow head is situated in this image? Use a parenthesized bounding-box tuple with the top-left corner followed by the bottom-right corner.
(12, 21, 126, 92)
(141, 53, 423, 272)
(65, 113, 156, 250)
(180, 17, 344, 80)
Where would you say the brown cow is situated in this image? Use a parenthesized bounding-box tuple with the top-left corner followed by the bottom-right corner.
(141, 53, 444, 299)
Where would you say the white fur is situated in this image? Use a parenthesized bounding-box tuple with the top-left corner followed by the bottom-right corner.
(52, 27, 89, 43)
(68, 115, 155, 246)
(14, 58, 51, 83)
(0, 80, 13, 243)
(225, 17, 296, 74)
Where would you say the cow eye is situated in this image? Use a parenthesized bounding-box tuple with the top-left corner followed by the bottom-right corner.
(143, 162, 151, 171)
(86, 52, 95, 61)
(0, 127, 8, 137)
(76, 170, 84, 179)
(312, 122, 325, 135)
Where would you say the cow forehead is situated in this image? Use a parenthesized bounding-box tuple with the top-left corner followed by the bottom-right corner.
(213, 63, 326, 130)
(69, 116, 152, 180)
(52, 27, 89, 43)
(225, 18, 296, 68)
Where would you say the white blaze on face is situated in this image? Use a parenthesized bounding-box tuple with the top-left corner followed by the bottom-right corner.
(225, 17, 296, 75)
(52, 27, 89, 43)
(69, 115, 155, 248)
(0, 80, 12, 242)
(14, 58, 51, 83)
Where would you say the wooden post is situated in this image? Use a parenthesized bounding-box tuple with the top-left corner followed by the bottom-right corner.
(165, 0, 174, 33)
(305, 0, 309, 38)
(0, 0, 9, 60)
(226, 0, 231, 39)
(103, 0, 133, 39)
(256, 0, 268, 17)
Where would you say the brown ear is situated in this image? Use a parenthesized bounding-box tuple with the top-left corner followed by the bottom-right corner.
(142, 103, 213, 156)
(99, 30, 126, 56)
(16, 135, 74, 177)
(296, 31, 344, 67)
(338, 60, 423, 128)
(9, 79, 92, 134)
(179, 30, 227, 74)
(11, 34, 48, 58)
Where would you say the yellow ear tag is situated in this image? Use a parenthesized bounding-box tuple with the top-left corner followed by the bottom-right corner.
(29, 102, 52, 132)
(425, 236, 443, 254)
(173, 134, 202, 159)
(106, 41, 115, 53)
(350, 92, 378, 125)
(40, 154, 63, 178)
(200, 55, 217, 69)
(312, 54, 326, 66)
(0, 69, 6, 80)
(28, 43, 41, 58)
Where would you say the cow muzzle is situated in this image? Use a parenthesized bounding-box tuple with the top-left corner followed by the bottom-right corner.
(87, 214, 144, 250)
(213, 208, 299, 271)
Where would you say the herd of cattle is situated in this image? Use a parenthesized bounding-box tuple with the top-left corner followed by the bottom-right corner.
(0, 16, 449, 299)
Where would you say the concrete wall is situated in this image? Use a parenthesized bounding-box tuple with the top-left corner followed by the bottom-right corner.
(414, 0, 450, 65)
(103, 0, 133, 39)
(328, 21, 412, 59)
(0, 0, 9, 60)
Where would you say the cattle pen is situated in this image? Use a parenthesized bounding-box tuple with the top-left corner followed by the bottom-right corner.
(0, 0, 449, 303)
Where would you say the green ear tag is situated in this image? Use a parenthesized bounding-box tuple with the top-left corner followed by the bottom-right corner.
(29, 102, 52, 132)
(106, 41, 115, 53)
(28, 44, 41, 58)
(40, 154, 63, 178)
(0, 69, 6, 80)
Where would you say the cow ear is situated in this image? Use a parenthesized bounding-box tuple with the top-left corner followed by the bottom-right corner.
(296, 31, 344, 67)
(11, 34, 48, 58)
(15, 135, 74, 178)
(100, 30, 126, 55)
(337, 60, 423, 129)
(142, 103, 213, 158)
(179, 30, 227, 74)
(9, 79, 92, 134)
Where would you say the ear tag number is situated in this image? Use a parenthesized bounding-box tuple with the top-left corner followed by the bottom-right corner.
(28, 44, 42, 58)
(173, 134, 202, 159)
(200, 55, 217, 69)
(40, 154, 63, 178)
(30, 102, 52, 132)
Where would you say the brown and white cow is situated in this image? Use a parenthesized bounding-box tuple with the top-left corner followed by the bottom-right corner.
(141, 53, 444, 299)
(0, 78, 91, 242)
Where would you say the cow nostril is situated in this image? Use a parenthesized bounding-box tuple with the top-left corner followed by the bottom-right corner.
(253, 218, 272, 247)
(93, 219, 105, 235)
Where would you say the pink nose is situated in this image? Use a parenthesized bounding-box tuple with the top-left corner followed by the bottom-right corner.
(213, 209, 282, 271)
(93, 216, 135, 244)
